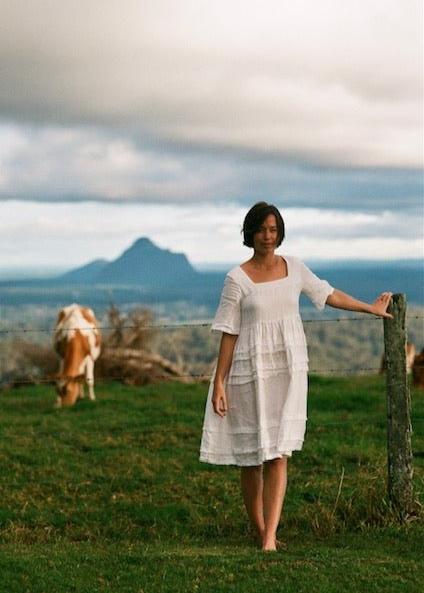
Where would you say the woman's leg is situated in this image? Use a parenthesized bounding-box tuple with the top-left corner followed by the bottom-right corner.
(262, 456, 288, 550)
(240, 464, 265, 541)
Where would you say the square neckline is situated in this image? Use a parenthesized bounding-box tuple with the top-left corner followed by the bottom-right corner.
(238, 255, 290, 285)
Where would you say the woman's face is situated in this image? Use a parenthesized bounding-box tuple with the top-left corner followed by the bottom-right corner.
(253, 213, 279, 252)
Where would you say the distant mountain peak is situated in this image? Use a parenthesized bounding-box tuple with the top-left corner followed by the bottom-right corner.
(130, 237, 156, 249)
(56, 235, 198, 286)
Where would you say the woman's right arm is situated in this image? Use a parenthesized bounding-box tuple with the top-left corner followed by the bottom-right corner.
(212, 332, 238, 418)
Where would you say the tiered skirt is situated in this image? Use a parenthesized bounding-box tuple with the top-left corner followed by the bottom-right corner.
(199, 317, 310, 466)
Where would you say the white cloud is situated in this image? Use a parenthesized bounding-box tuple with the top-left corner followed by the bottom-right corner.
(0, 201, 421, 272)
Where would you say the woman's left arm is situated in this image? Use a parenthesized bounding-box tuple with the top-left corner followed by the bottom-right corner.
(326, 289, 393, 318)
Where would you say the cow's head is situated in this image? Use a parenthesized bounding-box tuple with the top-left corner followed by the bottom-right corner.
(56, 374, 85, 407)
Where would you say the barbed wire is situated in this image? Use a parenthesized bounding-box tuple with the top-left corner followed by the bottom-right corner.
(0, 314, 423, 335)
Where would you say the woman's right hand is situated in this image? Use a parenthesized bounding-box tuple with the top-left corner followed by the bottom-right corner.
(212, 382, 228, 418)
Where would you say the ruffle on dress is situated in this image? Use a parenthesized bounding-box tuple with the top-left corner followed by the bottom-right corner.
(200, 371, 308, 466)
(226, 317, 310, 383)
(200, 434, 303, 464)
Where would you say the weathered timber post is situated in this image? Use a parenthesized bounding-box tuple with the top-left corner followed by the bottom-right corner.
(383, 293, 413, 520)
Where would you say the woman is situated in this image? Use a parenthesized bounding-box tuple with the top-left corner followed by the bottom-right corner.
(199, 202, 393, 552)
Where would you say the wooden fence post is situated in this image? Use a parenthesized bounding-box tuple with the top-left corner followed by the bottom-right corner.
(383, 293, 413, 520)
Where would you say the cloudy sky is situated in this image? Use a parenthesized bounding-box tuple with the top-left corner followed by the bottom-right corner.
(0, 0, 422, 273)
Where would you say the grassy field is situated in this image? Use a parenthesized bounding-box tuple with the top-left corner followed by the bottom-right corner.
(0, 376, 423, 593)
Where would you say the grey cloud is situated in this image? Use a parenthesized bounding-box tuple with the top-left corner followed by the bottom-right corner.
(0, 0, 422, 168)
(0, 123, 422, 212)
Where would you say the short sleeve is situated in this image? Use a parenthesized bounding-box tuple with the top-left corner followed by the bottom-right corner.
(299, 259, 334, 311)
(210, 274, 242, 335)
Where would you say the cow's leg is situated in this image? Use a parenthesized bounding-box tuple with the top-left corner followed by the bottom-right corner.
(86, 357, 96, 401)
(54, 360, 64, 408)
(77, 358, 87, 400)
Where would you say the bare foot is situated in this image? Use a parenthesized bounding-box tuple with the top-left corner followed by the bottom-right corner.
(261, 537, 287, 551)
(262, 543, 277, 551)
(262, 535, 277, 551)
(253, 529, 287, 551)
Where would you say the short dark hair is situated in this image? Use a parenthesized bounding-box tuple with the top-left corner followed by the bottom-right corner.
(241, 202, 285, 248)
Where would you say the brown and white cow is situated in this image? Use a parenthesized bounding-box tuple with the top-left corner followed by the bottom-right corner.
(379, 342, 416, 375)
(53, 304, 101, 407)
(412, 348, 424, 389)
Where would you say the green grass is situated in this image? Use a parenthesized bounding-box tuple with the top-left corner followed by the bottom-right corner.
(0, 376, 423, 593)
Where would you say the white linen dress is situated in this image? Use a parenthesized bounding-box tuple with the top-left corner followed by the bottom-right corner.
(199, 255, 334, 466)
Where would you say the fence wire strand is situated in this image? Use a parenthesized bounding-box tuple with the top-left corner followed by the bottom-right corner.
(1, 314, 422, 401)
(0, 315, 423, 335)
